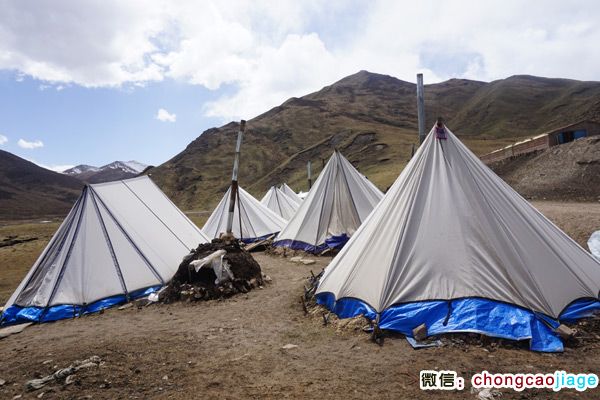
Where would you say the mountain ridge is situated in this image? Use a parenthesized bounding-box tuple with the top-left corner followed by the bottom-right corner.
(0, 149, 83, 220)
(65, 160, 148, 183)
(148, 70, 600, 211)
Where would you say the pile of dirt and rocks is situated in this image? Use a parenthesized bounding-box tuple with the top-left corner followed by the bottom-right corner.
(161, 239, 267, 303)
(489, 136, 600, 201)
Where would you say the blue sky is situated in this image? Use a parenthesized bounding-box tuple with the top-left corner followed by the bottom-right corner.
(0, 0, 599, 170)
(0, 70, 225, 168)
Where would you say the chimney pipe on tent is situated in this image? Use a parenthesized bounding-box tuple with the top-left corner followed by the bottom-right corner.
(307, 160, 312, 190)
(417, 73, 426, 144)
(225, 120, 246, 236)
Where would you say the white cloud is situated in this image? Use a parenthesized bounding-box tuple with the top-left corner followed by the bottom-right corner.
(18, 138, 44, 149)
(156, 108, 177, 122)
(0, 134, 7, 145)
(0, 0, 166, 87)
(1, 1, 599, 118)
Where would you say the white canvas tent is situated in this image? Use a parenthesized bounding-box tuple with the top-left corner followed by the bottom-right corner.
(203, 186, 286, 242)
(1, 176, 209, 325)
(261, 186, 299, 220)
(316, 126, 600, 352)
(273, 150, 383, 253)
(279, 183, 302, 204)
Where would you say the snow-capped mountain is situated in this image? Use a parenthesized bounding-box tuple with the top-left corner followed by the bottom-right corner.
(63, 160, 149, 183)
(123, 160, 148, 173)
(100, 161, 144, 175)
(63, 164, 100, 175)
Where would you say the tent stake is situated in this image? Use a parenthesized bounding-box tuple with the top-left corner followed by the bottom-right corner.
(371, 314, 384, 346)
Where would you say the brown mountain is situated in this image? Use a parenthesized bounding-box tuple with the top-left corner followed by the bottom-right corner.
(0, 150, 83, 220)
(148, 71, 600, 211)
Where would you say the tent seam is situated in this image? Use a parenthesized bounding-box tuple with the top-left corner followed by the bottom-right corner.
(89, 190, 130, 298)
(90, 187, 165, 285)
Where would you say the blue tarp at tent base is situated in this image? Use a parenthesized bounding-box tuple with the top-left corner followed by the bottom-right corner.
(316, 293, 600, 352)
(274, 233, 351, 254)
(1, 286, 161, 326)
(240, 233, 280, 244)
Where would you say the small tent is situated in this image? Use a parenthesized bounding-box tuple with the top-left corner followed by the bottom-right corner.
(203, 186, 286, 242)
(1, 176, 209, 325)
(316, 126, 600, 352)
(273, 151, 383, 253)
(279, 183, 302, 204)
(261, 186, 299, 220)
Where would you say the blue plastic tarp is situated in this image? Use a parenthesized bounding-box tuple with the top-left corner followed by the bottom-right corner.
(274, 234, 351, 254)
(315, 293, 600, 352)
(1, 286, 160, 326)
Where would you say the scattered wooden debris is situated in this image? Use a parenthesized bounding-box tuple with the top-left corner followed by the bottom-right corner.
(25, 356, 101, 391)
(244, 235, 275, 252)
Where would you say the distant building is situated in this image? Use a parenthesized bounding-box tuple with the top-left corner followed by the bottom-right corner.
(481, 120, 600, 164)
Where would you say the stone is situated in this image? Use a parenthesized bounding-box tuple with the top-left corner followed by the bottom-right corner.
(412, 323, 428, 341)
(555, 324, 575, 340)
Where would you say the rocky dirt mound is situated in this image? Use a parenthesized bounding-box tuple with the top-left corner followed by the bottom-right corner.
(162, 239, 265, 303)
(490, 136, 600, 201)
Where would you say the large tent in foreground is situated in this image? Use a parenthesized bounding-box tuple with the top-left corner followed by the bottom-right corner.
(274, 150, 383, 253)
(1, 176, 209, 325)
(203, 186, 286, 242)
(261, 186, 299, 220)
(316, 126, 600, 352)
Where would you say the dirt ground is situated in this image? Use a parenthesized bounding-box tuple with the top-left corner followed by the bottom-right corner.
(0, 221, 61, 305)
(0, 201, 599, 399)
(531, 200, 600, 247)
